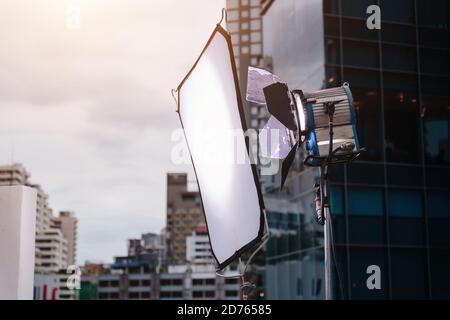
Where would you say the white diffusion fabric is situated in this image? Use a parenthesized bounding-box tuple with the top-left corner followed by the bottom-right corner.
(178, 29, 263, 268)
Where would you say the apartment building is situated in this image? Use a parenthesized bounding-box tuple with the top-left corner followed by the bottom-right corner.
(226, 0, 265, 130)
(0, 164, 52, 232)
(166, 173, 204, 265)
(52, 211, 78, 266)
(0, 163, 76, 276)
(35, 228, 68, 274)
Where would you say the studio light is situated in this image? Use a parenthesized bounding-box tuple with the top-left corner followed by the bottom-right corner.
(174, 25, 267, 270)
(302, 84, 360, 167)
(246, 66, 365, 300)
(246, 67, 363, 188)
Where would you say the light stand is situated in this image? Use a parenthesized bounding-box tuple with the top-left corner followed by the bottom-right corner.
(308, 101, 365, 300)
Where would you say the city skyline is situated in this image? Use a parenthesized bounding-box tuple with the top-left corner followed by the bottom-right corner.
(1, 0, 449, 302)
(0, 0, 224, 263)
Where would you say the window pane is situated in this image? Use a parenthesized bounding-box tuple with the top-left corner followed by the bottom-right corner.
(342, 0, 377, 19)
(427, 191, 450, 219)
(421, 75, 450, 97)
(424, 118, 450, 165)
(420, 48, 450, 76)
(349, 216, 385, 244)
(427, 191, 450, 247)
(349, 247, 388, 299)
(389, 217, 425, 245)
(382, 44, 417, 72)
(419, 27, 450, 49)
(386, 165, 423, 186)
(325, 38, 340, 65)
(250, 31, 260, 42)
(347, 163, 384, 184)
(422, 96, 450, 165)
(430, 249, 450, 299)
(383, 73, 421, 163)
(417, 0, 450, 29)
(324, 16, 339, 37)
(227, 10, 239, 21)
(330, 186, 344, 215)
(390, 249, 428, 299)
(227, 0, 239, 9)
(388, 190, 423, 217)
(324, 0, 339, 15)
(333, 215, 347, 244)
(342, 17, 378, 41)
(343, 69, 383, 160)
(388, 191, 424, 246)
(348, 188, 384, 216)
(381, 23, 416, 45)
(343, 40, 379, 69)
(380, 0, 415, 24)
(425, 167, 450, 189)
(329, 165, 345, 183)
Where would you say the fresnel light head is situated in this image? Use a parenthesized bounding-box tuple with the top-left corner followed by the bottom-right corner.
(246, 67, 365, 191)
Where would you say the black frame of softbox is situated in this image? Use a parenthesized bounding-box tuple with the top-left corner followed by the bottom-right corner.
(176, 24, 266, 270)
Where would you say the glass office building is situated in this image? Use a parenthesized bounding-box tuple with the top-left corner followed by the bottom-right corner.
(261, 0, 450, 299)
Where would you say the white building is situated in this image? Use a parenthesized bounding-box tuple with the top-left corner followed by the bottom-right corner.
(0, 164, 74, 275)
(34, 273, 77, 300)
(161, 264, 241, 300)
(0, 163, 28, 185)
(35, 228, 68, 274)
(186, 225, 214, 265)
(0, 185, 37, 300)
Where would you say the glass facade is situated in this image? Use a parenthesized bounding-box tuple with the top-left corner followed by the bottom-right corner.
(262, 0, 450, 299)
(324, 0, 450, 299)
(264, 170, 325, 300)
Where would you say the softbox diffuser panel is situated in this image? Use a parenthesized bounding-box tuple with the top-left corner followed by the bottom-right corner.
(177, 26, 265, 270)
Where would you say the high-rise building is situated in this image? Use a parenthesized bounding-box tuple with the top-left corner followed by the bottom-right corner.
(0, 164, 52, 232)
(226, 0, 266, 130)
(226, 0, 264, 74)
(166, 173, 204, 265)
(52, 211, 78, 266)
(0, 163, 76, 276)
(0, 185, 37, 300)
(258, 0, 450, 300)
(31, 184, 53, 233)
(0, 163, 28, 185)
(35, 228, 68, 274)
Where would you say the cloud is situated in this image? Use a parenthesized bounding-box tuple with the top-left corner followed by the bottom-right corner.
(0, 0, 223, 263)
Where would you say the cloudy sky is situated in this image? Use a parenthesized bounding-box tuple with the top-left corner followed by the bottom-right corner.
(0, 0, 224, 263)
